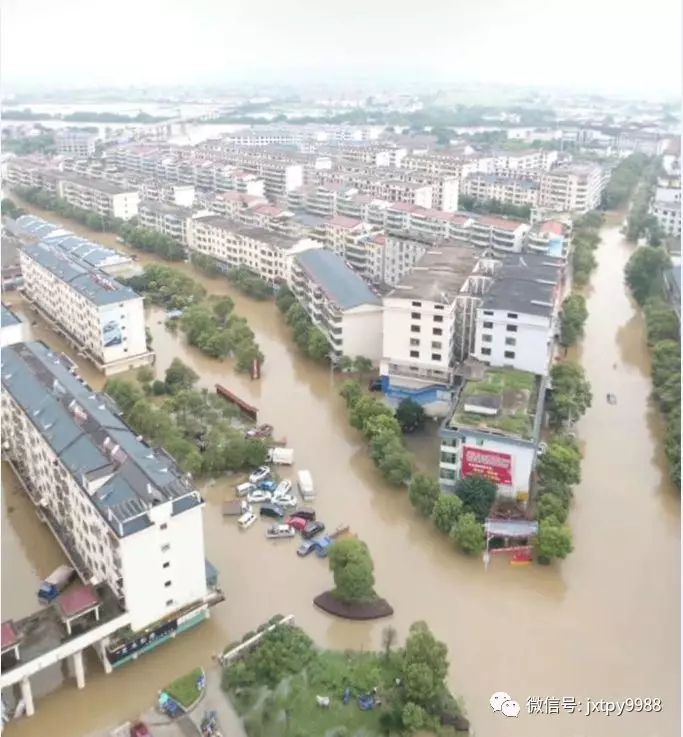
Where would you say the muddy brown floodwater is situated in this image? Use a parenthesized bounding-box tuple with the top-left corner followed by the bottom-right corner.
(2, 205, 680, 737)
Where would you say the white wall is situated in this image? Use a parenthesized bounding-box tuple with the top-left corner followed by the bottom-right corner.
(340, 305, 384, 363)
(440, 179, 460, 212)
(284, 165, 304, 192)
(111, 192, 139, 220)
(119, 502, 207, 632)
(440, 434, 535, 497)
(0, 322, 26, 348)
(473, 307, 553, 376)
(98, 298, 148, 366)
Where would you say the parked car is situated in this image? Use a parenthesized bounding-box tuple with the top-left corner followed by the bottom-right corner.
(249, 466, 271, 484)
(247, 490, 272, 504)
(273, 493, 297, 509)
(265, 524, 296, 540)
(235, 482, 256, 497)
(259, 479, 278, 492)
(260, 503, 285, 519)
(302, 521, 325, 540)
(287, 516, 308, 531)
(293, 507, 316, 521)
(297, 540, 321, 557)
(237, 512, 258, 530)
(275, 479, 292, 496)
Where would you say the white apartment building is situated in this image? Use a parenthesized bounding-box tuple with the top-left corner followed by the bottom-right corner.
(6, 158, 60, 193)
(56, 130, 98, 158)
(469, 216, 530, 253)
(291, 248, 383, 363)
(539, 164, 605, 213)
(662, 137, 681, 177)
(1, 341, 209, 632)
(381, 242, 493, 397)
(651, 179, 682, 237)
(137, 200, 194, 245)
(478, 150, 558, 176)
(471, 253, 565, 376)
(19, 242, 153, 375)
(525, 220, 567, 257)
(209, 191, 269, 219)
(187, 215, 320, 284)
(138, 181, 195, 208)
(361, 232, 428, 287)
(56, 174, 139, 220)
(462, 174, 539, 208)
(402, 154, 480, 180)
(1, 303, 26, 347)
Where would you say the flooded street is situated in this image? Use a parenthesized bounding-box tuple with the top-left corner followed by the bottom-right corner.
(2, 205, 680, 737)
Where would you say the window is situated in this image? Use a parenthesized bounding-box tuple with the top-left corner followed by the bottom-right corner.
(504, 350, 516, 359)
(481, 347, 492, 356)
(164, 580, 172, 588)
(410, 325, 420, 333)
(483, 321, 493, 329)
(507, 312, 518, 319)
(434, 304, 444, 310)
(410, 350, 419, 358)
(411, 301, 422, 307)
(433, 327, 442, 336)
(431, 353, 442, 361)
(433, 315, 443, 323)
(506, 325, 518, 333)
(160, 523, 167, 530)
(505, 337, 516, 346)
(410, 338, 420, 347)
(483, 310, 494, 316)
(165, 599, 174, 607)
(431, 341, 442, 349)
(161, 543, 170, 553)
(162, 561, 170, 569)
(411, 312, 421, 320)
(482, 334, 492, 343)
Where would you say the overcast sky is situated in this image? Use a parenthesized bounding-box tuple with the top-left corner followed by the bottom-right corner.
(2, 0, 680, 96)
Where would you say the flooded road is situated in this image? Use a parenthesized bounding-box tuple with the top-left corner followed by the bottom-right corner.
(2, 205, 680, 737)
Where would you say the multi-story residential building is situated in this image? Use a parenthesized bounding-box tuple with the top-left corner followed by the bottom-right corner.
(360, 232, 429, 287)
(469, 216, 530, 253)
(1, 303, 26, 347)
(524, 220, 567, 258)
(137, 200, 194, 245)
(187, 215, 320, 284)
(138, 180, 195, 208)
(539, 163, 605, 213)
(19, 242, 153, 375)
(471, 253, 564, 376)
(662, 137, 681, 177)
(209, 191, 269, 219)
(6, 158, 59, 192)
(1, 340, 216, 635)
(402, 153, 480, 180)
(651, 181, 681, 237)
(291, 249, 383, 363)
(55, 130, 98, 158)
(479, 150, 558, 176)
(462, 174, 539, 208)
(380, 242, 496, 407)
(56, 173, 139, 220)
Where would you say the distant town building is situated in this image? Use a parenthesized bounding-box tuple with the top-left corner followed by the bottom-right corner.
(55, 130, 98, 158)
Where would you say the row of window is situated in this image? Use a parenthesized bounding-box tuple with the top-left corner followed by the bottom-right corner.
(482, 321, 518, 333)
(480, 348, 516, 359)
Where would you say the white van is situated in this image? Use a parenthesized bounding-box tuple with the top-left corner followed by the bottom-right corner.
(236, 482, 256, 497)
(237, 512, 257, 530)
(296, 470, 315, 501)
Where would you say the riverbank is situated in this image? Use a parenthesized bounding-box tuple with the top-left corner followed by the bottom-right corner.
(2, 201, 679, 737)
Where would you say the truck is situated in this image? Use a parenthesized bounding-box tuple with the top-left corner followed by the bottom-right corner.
(267, 447, 294, 465)
(37, 564, 75, 603)
(296, 469, 315, 500)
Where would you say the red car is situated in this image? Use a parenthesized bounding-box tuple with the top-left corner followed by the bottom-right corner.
(130, 723, 151, 737)
(287, 516, 308, 531)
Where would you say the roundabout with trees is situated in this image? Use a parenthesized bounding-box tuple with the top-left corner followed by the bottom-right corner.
(313, 537, 394, 620)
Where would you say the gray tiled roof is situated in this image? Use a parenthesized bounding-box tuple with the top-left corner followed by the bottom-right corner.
(296, 249, 381, 310)
(1, 341, 201, 537)
(22, 241, 139, 305)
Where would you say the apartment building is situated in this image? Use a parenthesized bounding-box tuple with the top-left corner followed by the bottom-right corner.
(1, 341, 210, 632)
(462, 174, 539, 208)
(187, 215, 320, 284)
(525, 220, 567, 257)
(381, 242, 494, 401)
(137, 200, 194, 245)
(1, 303, 26, 347)
(469, 216, 530, 253)
(402, 153, 480, 180)
(291, 249, 383, 363)
(55, 173, 139, 220)
(6, 158, 59, 193)
(209, 191, 268, 219)
(359, 232, 429, 287)
(471, 253, 564, 376)
(662, 137, 681, 177)
(138, 181, 195, 208)
(539, 163, 605, 213)
(19, 242, 153, 375)
(479, 150, 558, 176)
(56, 130, 98, 158)
(651, 180, 681, 237)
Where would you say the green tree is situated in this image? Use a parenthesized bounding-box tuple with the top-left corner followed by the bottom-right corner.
(328, 537, 376, 604)
(409, 473, 441, 517)
(137, 366, 154, 385)
(337, 355, 353, 372)
(306, 328, 330, 362)
(454, 475, 497, 522)
(364, 413, 402, 441)
(381, 625, 397, 659)
(536, 441, 582, 488)
(535, 492, 569, 524)
(449, 512, 486, 555)
(403, 621, 449, 688)
(534, 515, 574, 564)
(651, 339, 681, 388)
(559, 294, 589, 348)
(625, 246, 671, 305)
(152, 380, 167, 396)
(431, 493, 463, 533)
(339, 379, 362, 408)
(377, 448, 413, 487)
(547, 362, 593, 428)
(275, 286, 296, 314)
(165, 358, 199, 394)
(401, 702, 429, 732)
(395, 398, 427, 433)
(353, 356, 373, 375)
(212, 296, 235, 324)
(644, 299, 680, 345)
(103, 378, 144, 414)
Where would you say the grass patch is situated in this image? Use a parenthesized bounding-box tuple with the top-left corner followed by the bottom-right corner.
(164, 667, 204, 708)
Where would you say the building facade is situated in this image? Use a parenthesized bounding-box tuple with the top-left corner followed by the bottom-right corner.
(539, 164, 604, 213)
(0, 303, 26, 347)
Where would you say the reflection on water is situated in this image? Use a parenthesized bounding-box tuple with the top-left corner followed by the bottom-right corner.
(2, 205, 679, 737)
